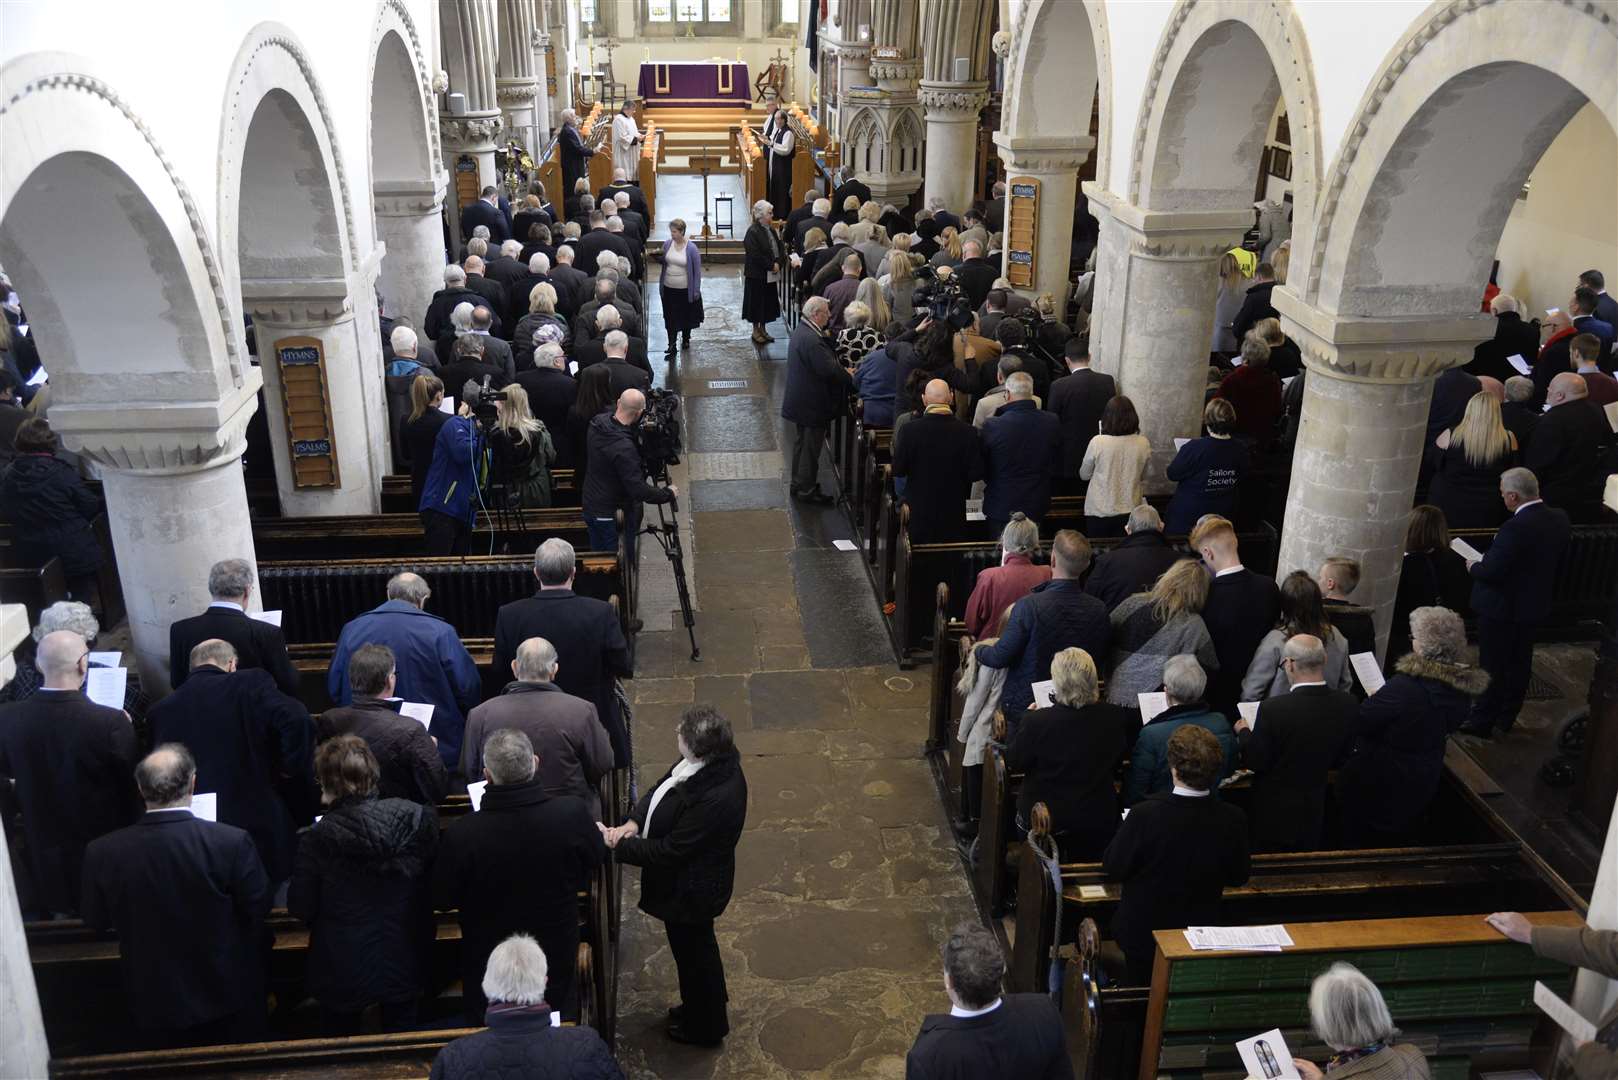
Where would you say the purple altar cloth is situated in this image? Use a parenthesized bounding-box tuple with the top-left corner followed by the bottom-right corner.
(638, 61, 751, 106)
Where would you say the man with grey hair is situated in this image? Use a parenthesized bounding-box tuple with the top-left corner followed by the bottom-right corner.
(574, 207, 633, 276)
(1460, 465, 1572, 738)
(1234, 633, 1357, 852)
(1083, 504, 1181, 612)
(597, 260, 643, 315)
(0, 629, 139, 916)
(425, 262, 483, 340)
(574, 282, 643, 344)
(972, 354, 1042, 429)
(783, 294, 853, 504)
(515, 339, 579, 466)
(428, 935, 620, 1073)
(327, 572, 480, 767)
(168, 557, 298, 694)
(484, 238, 528, 294)
(434, 727, 607, 1024)
(495, 540, 635, 768)
(906, 921, 1070, 1077)
(1123, 654, 1234, 805)
(1499, 373, 1540, 452)
(614, 190, 648, 274)
(588, 327, 653, 398)
(1467, 291, 1542, 383)
(795, 196, 834, 252)
(1527, 370, 1610, 521)
(1, 602, 148, 725)
(550, 242, 588, 318)
(318, 643, 448, 806)
(82, 743, 274, 1044)
(981, 370, 1062, 537)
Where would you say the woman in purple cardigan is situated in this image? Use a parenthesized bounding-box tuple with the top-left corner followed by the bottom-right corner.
(659, 218, 705, 359)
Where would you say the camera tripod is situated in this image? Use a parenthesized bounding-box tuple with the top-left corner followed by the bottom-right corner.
(642, 477, 700, 660)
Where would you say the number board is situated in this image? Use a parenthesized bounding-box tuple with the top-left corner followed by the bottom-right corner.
(453, 153, 481, 229)
(1006, 176, 1039, 288)
(274, 336, 340, 489)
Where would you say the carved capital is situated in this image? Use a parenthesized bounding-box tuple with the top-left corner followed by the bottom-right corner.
(440, 113, 505, 149)
(241, 278, 354, 326)
(496, 79, 539, 107)
(373, 179, 446, 218)
(918, 80, 989, 117)
(532, 29, 549, 49)
(869, 58, 921, 85)
(995, 133, 1097, 174)
(1083, 184, 1249, 259)
(50, 381, 262, 474)
(1274, 289, 1488, 383)
(992, 29, 1012, 60)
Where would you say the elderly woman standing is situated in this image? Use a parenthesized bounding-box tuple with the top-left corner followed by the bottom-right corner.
(1106, 559, 1220, 707)
(659, 217, 704, 358)
(0, 600, 150, 743)
(1006, 647, 1136, 859)
(1291, 963, 1430, 1080)
(964, 514, 1052, 639)
(513, 282, 567, 373)
(835, 301, 883, 369)
(604, 706, 747, 1048)
(1337, 607, 1486, 847)
(558, 108, 594, 203)
(743, 200, 784, 345)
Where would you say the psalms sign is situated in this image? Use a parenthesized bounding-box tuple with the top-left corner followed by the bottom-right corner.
(1006, 177, 1039, 289)
(273, 335, 340, 489)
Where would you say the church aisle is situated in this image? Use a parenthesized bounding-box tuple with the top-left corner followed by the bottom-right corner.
(614, 269, 976, 1078)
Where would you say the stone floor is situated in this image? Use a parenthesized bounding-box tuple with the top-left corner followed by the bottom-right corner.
(614, 269, 976, 1078)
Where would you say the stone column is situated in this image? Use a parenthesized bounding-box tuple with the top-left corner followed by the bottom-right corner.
(990, 134, 1092, 299)
(919, 79, 988, 213)
(440, 0, 504, 191)
(374, 178, 448, 326)
(496, 0, 540, 155)
(1274, 291, 1488, 653)
(1083, 187, 1250, 489)
(0, 823, 49, 1078)
(533, 26, 553, 147)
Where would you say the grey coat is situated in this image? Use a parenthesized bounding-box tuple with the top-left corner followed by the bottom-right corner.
(1240, 626, 1354, 701)
(459, 682, 613, 818)
(1105, 597, 1219, 707)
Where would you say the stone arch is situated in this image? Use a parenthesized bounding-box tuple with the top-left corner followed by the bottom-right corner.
(369, 0, 440, 176)
(1001, 0, 1110, 176)
(1305, 0, 1616, 318)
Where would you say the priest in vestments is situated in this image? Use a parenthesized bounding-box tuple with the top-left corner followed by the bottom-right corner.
(611, 101, 642, 180)
(764, 108, 795, 216)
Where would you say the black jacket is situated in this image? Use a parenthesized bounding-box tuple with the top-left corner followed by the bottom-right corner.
(1322, 599, 1377, 666)
(1102, 791, 1249, 981)
(149, 666, 315, 882)
(549, 263, 590, 318)
(956, 257, 1000, 310)
(1083, 531, 1184, 612)
(616, 749, 748, 924)
(744, 221, 781, 280)
(1164, 436, 1248, 534)
(81, 811, 272, 1030)
(318, 699, 448, 806)
(981, 399, 1062, 524)
(975, 579, 1112, 714)
(582, 411, 672, 525)
(0, 452, 103, 577)
(905, 994, 1073, 1080)
(784, 204, 820, 251)
(459, 200, 510, 245)
(573, 338, 652, 384)
(515, 367, 579, 468)
(1046, 368, 1116, 479)
(1501, 400, 1540, 457)
(1005, 702, 1134, 857)
(430, 1007, 623, 1080)
(1425, 368, 1482, 447)
(0, 690, 139, 914)
(1230, 279, 1277, 345)
(1240, 685, 1357, 852)
(287, 794, 438, 1011)
(832, 177, 872, 210)
(464, 273, 509, 323)
(573, 229, 633, 277)
(1468, 500, 1572, 623)
(1202, 569, 1281, 714)
(1387, 548, 1472, 662)
(441, 357, 511, 413)
(0, 400, 28, 467)
(433, 778, 606, 1020)
(782, 319, 853, 426)
(1428, 439, 1514, 529)
(506, 272, 552, 332)
(424, 285, 487, 341)
(493, 589, 634, 768)
(403, 407, 451, 508)
(169, 604, 300, 696)
(599, 180, 649, 219)
(894, 411, 983, 544)
(1525, 401, 1611, 520)
(1467, 312, 1541, 383)
(572, 300, 644, 344)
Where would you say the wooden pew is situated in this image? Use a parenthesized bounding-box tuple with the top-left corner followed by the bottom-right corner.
(0, 555, 67, 625)
(375, 470, 580, 514)
(1453, 523, 1618, 640)
(250, 508, 600, 563)
(0, 512, 125, 626)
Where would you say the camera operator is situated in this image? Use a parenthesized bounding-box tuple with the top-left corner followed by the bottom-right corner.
(582, 388, 675, 566)
(419, 396, 481, 556)
(441, 334, 508, 412)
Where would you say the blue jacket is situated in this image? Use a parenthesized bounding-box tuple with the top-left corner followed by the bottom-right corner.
(981, 399, 1062, 523)
(1164, 435, 1248, 534)
(975, 578, 1111, 713)
(1123, 702, 1236, 805)
(328, 601, 482, 768)
(853, 346, 898, 428)
(418, 415, 480, 527)
(1468, 500, 1571, 623)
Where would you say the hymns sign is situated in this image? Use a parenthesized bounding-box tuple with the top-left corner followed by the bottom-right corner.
(274, 336, 340, 489)
(1005, 176, 1039, 289)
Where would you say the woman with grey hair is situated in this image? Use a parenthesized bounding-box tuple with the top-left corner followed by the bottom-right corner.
(963, 513, 1051, 639)
(0, 600, 150, 741)
(742, 199, 783, 345)
(1292, 962, 1428, 1079)
(1336, 605, 1487, 848)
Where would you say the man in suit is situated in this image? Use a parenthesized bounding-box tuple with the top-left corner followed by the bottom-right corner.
(1571, 284, 1615, 367)
(1501, 375, 1541, 454)
(515, 342, 578, 467)
(440, 334, 510, 413)
(977, 290, 1011, 344)
(905, 922, 1073, 1080)
(823, 253, 864, 331)
(327, 572, 481, 769)
(1526, 372, 1612, 522)
(149, 638, 315, 885)
(1460, 467, 1572, 737)
(0, 630, 139, 916)
(1083, 504, 1183, 612)
(612, 192, 647, 276)
(464, 305, 515, 383)
(493, 539, 634, 768)
(1579, 268, 1618, 330)
(572, 285, 643, 345)
(782, 190, 819, 254)
(1234, 634, 1357, 852)
(794, 197, 833, 253)
(832, 170, 871, 215)
(459, 186, 510, 245)
(955, 240, 999, 311)
(782, 296, 855, 504)
(549, 245, 590, 320)
(1230, 261, 1278, 345)
(317, 644, 448, 807)
(424, 265, 486, 342)
(462, 256, 508, 320)
(981, 373, 1062, 536)
(983, 181, 1007, 233)
(506, 252, 552, 334)
(168, 558, 298, 695)
(80, 744, 273, 1047)
(1193, 515, 1282, 717)
(599, 169, 649, 219)
(893, 379, 984, 544)
(484, 239, 529, 296)
(577, 329, 651, 398)
(1571, 332, 1618, 407)
(1046, 337, 1115, 495)
(573, 211, 633, 276)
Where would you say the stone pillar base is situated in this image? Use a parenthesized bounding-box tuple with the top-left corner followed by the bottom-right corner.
(375, 179, 448, 326)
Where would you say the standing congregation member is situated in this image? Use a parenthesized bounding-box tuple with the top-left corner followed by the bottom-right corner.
(1429, 390, 1519, 528)
(1241, 571, 1355, 701)
(1046, 337, 1115, 496)
(1106, 559, 1220, 708)
(1123, 655, 1235, 805)
(981, 372, 1062, 536)
(1, 417, 105, 607)
(1527, 372, 1611, 522)
(1079, 395, 1152, 538)
(167, 558, 299, 696)
(659, 218, 703, 357)
(317, 644, 448, 807)
(402, 374, 449, 513)
(783, 295, 854, 505)
(1486, 911, 1617, 1080)
(963, 515, 1051, 639)
(893, 379, 982, 542)
(1083, 504, 1183, 613)
(605, 707, 748, 1048)
(1217, 335, 1283, 444)
(743, 200, 784, 345)
(1193, 515, 1281, 717)
(559, 109, 595, 201)
(1164, 398, 1248, 534)
(81, 745, 272, 1048)
(1317, 557, 1377, 665)
(1387, 504, 1472, 663)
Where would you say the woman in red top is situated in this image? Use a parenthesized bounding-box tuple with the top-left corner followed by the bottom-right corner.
(964, 513, 1052, 638)
(1217, 335, 1284, 445)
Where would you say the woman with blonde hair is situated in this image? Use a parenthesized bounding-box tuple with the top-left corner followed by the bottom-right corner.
(1271, 239, 1292, 285)
(1429, 390, 1518, 528)
(930, 225, 963, 268)
(487, 384, 557, 508)
(797, 226, 830, 304)
(877, 231, 913, 278)
(1252, 316, 1302, 379)
(884, 243, 917, 322)
(513, 282, 566, 370)
(1212, 249, 1254, 357)
(835, 300, 883, 368)
(402, 373, 449, 512)
(854, 276, 890, 333)
(1106, 558, 1220, 706)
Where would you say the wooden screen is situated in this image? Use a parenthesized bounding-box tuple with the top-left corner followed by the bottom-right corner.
(273, 336, 340, 489)
(1006, 176, 1039, 289)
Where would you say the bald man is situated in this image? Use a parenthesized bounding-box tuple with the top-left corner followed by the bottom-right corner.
(582, 387, 677, 564)
(1527, 371, 1612, 521)
(893, 378, 984, 543)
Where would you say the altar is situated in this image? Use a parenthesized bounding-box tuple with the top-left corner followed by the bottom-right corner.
(637, 60, 751, 107)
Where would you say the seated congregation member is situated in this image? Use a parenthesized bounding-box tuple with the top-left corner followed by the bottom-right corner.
(974, 531, 1111, 716)
(1079, 395, 1151, 538)
(1487, 911, 1618, 1080)
(327, 572, 481, 769)
(1106, 559, 1220, 707)
(1217, 335, 1283, 444)
(418, 401, 479, 555)
(494, 539, 633, 769)
(964, 514, 1051, 639)
(893, 378, 983, 543)
(81, 745, 272, 1048)
(429, 936, 623, 1080)
(515, 342, 578, 468)
(905, 922, 1073, 1080)
(1241, 571, 1355, 701)
(461, 637, 613, 818)
(1429, 390, 1518, 528)
(1527, 372, 1611, 522)
(852, 322, 902, 428)
(1234, 635, 1357, 852)
(783, 296, 855, 504)
(1083, 504, 1183, 612)
(289, 736, 438, 1033)
(981, 372, 1062, 536)
(1339, 607, 1485, 846)
(1105, 724, 1250, 984)
(604, 706, 749, 1049)
(1046, 337, 1115, 495)
(1193, 515, 1282, 716)
(1, 417, 104, 603)
(1164, 398, 1248, 534)
(168, 557, 299, 695)
(436, 728, 606, 1024)
(1006, 648, 1135, 858)
(0, 630, 138, 917)
(150, 639, 314, 887)
(1291, 964, 1430, 1080)
(1123, 655, 1235, 805)
(402, 374, 450, 513)
(317, 644, 448, 807)
(1387, 504, 1472, 663)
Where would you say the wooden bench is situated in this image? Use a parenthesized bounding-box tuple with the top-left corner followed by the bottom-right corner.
(0, 555, 67, 625)
(0, 513, 126, 626)
(1453, 523, 1618, 641)
(250, 508, 602, 563)
(377, 470, 581, 514)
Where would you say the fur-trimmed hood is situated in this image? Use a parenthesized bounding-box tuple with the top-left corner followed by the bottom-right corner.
(1394, 652, 1490, 696)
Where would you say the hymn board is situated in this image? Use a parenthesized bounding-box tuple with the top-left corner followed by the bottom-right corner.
(1005, 177, 1039, 289)
(273, 336, 340, 489)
